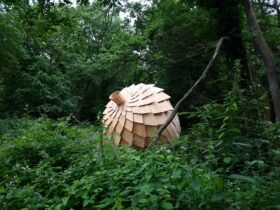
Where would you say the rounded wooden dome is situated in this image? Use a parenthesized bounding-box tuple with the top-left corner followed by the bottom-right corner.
(102, 83, 181, 148)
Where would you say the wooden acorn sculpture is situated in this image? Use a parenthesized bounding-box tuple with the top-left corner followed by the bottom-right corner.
(102, 83, 181, 148)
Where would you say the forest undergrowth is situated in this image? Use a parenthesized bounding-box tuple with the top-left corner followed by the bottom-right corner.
(1, 88, 279, 209)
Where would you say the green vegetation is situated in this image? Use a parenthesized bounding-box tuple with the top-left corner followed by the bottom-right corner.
(0, 116, 279, 209)
(0, 118, 222, 209)
(0, 0, 280, 209)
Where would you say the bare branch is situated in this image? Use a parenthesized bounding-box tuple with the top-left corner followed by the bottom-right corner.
(156, 36, 229, 140)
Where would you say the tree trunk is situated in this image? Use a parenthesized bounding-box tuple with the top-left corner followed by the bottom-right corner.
(243, 0, 280, 122)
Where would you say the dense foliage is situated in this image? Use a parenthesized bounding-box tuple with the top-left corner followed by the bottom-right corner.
(0, 118, 279, 209)
(0, 0, 280, 209)
(0, 0, 280, 121)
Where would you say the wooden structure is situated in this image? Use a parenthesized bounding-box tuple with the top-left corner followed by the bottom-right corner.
(102, 83, 181, 148)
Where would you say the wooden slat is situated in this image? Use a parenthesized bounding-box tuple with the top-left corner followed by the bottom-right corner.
(139, 90, 153, 100)
(103, 114, 109, 121)
(106, 101, 114, 107)
(132, 135, 146, 148)
(133, 113, 143, 124)
(131, 83, 143, 97)
(154, 113, 167, 125)
(108, 118, 118, 134)
(103, 107, 111, 114)
(160, 129, 172, 143)
(137, 97, 154, 106)
(124, 119, 133, 131)
(114, 134, 121, 145)
(154, 92, 171, 102)
(138, 105, 151, 114)
(105, 117, 113, 127)
(121, 129, 133, 145)
(152, 87, 164, 94)
(166, 123, 177, 139)
(110, 108, 119, 119)
(128, 84, 136, 96)
(143, 113, 157, 126)
(126, 111, 133, 121)
(115, 121, 124, 134)
(146, 126, 157, 137)
(106, 108, 116, 118)
(170, 121, 180, 137)
(150, 102, 165, 114)
(133, 123, 146, 137)
(158, 100, 173, 112)
(126, 107, 132, 111)
(132, 106, 142, 114)
(121, 109, 126, 116)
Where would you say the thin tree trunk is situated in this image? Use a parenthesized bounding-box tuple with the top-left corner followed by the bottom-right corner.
(243, 0, 280, 122)
(249, 65, 272, 121)
(156, 37, 229, 140)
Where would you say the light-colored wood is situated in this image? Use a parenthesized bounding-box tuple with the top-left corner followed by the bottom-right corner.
(132, 135, 146, 148)
(154, 113, 166, 125)
(150, 102, 164, 114)
(143, 113, 157, 126)
(105, 117, 113, 127)
(154, 92, 171, 102)
(102, 83, 181, 148)
(133, 113, 143, 124)
(122, 129, 133, 145)
(139, 105, 151, 114)
(132, 106, 142, 114)
(110, 91, 126, 105)
(146, 126, 157, 137)
(124, 119, 133, 131)
(108, 118, 118, 133)
(115, 106, 122, 119)
(126, 111, 134, 121)
(115, 121, 124, 134)
(114, 134, 121, 145)
(133, 123, 146, 137)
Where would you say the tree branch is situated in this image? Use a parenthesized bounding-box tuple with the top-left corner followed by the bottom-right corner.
(243, 0, 280, 122)
(156, 36, 229, 140)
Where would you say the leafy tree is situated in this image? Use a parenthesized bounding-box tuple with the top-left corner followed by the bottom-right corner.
(0, 1, 146, 119)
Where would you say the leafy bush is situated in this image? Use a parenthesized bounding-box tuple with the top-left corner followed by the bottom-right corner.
(0, 118, 223, 209)
(0, 117, 34, 142)
(175, 61, 280, 176)
(0, 118, 279, 209)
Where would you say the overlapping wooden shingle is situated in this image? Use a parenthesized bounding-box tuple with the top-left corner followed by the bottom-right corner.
(102, 83, 181, 148)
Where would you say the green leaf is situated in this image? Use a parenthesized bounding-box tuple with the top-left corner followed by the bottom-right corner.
(95, 199, 114, 208)
(213, 176, 224, 190)
(229, 174, 255, 183)
(139, 184, 153, 194)
(190, 180, 201, 192)
(211, 192, 224, 202)
(138, 198, 149, 204)
(223, 157, 231, 164)
(160, 201, 173, 209)
(218, 132, 225, 139)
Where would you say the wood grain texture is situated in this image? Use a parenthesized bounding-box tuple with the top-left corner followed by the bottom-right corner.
(102, 83, 181, 148)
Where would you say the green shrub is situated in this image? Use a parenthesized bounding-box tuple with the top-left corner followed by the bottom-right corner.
(0, 118, 279, 209)
(0, 118, 225, 209)
(0, 117, 33, 142)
